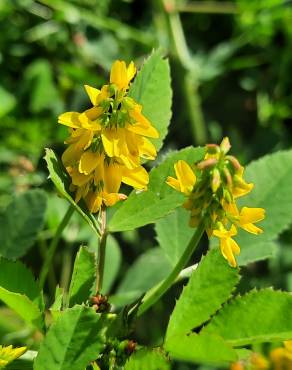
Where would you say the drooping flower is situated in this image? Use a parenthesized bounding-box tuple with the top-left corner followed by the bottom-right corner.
(58, 60, 159, 213)
(166, 138, 265, 267)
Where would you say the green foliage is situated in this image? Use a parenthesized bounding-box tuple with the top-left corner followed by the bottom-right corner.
(68, 246, 96, 306)
(44, 149, 100, 237)
(129, 50, 172, 152)
(0, 259, 44, 331)
(108, 147, 204, 232)
(125, 349, 170, 370)
(155, 207, 194, 265)
(34, 306, 111, 370)
(203, 289, 292, 346)
(101, 235, 122, 294)
(0, 190, 47, 259)
(236, 149, 292, 264)
(165, 333, 237, 364)
(112, 248, 172, 307)
(165, 249, 239, 341)
(0, 86, 16, 118)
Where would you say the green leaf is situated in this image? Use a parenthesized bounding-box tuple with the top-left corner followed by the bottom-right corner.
(129, 50, 172, 152)
(165, 249, 239, 341)
(108, 147, 205, 232)
(68, 246, 96, 307)
(155, 207, 194, 265)
(102, 235, 122, 294)
(165, 333, 237, 364)
(34, 306, 111, 370)
(0, 259, 44, 330)
(0, 190, 47, 259)
(202, 289, 292, 346)
(111, 248, 172, 307)
(125, 349, 170, 370)
(44, 148, 100, 237)
(235, 149, 292, 264)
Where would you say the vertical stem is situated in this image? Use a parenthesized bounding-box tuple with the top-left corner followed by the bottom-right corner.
(138, 222, 205, 316)
(39, 205, 74, 290)
(96, 206, 107, 294)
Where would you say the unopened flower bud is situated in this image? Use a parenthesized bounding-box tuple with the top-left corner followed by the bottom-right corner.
(220, 137, 231, 154)
(197, 158, 218, 170)
(226, 155, 241, 171)
(211, 168, 221, 193)
(223, 167, 233, 187)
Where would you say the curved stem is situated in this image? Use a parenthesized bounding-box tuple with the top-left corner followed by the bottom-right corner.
(95, 206, 107, 294)
(39, 205, 74, 290)
(138, 222, 205, 316)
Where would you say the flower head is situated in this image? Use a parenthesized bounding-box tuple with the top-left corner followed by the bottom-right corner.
(166, 138, 265, 267)
(58, 60, 159, 213)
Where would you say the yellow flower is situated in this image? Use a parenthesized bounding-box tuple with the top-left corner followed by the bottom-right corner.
(232, 167, 254, 198)
(57, 59, 159, 213)
(0, 345, 26, 367)
(213, 225, 240, 267)
(166, 160, 196, 195)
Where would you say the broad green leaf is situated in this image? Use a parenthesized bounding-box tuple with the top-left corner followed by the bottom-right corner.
(0, 259, 44, 330)
(108, 147, 205, 232)
(165, 249, 239, 341)
(165, 333, 237, 364)
(203, 289, 292, 346)
(235, 149, 292, 264)
(44, 148, 100, 237)
(34, 306, 111, 370)
(155, 207, 194, 265)
(111, 248, 172, 307)
(68, 246, 96, 306)
(125, 349, 170, 370)
(129, 50, 172, 152)
(0, 190, 47, 259)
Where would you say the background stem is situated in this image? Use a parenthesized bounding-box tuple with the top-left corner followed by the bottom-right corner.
(39, 205, 74, 290)
(138, 222, 205, 316)
(95, 206, 107, 294)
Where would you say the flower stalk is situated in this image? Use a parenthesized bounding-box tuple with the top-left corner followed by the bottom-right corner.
(95, 206, 108, 294)
(138, 221, 205, 316)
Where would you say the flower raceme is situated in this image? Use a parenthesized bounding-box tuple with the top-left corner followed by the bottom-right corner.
(166, 138, 265, 267)
(0, 345, 26, 367)
(58, 60, 159, 213)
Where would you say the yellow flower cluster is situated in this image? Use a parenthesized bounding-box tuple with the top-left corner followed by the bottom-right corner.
(166, 138, 265, 267)
(0, 345, 26, 367)
(59, 60, 159, 213)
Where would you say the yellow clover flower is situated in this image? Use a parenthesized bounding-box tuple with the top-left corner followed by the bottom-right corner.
(0, 345, 26, 368)
(58, 60, 159, 213)
(166, 138, 265, 267)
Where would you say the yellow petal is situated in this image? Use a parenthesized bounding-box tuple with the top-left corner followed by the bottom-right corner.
(79, 151, 102, 175)
(58, 112, 82, 128)
(79, 108, 103, 131)
(67, 167, 92, 186)
(174, 160, 196, 195)
(104, 163, 122, 193)
(85, 192, 102, 213)
(101, 128, 126, 158)
(102, 193, 120, 207)
(128, 109, 159, 138)
(138, 137, 157, 160)
(122, 166, 149, 189)
(240, 223, 263, 235)
(166, 176, 183, 193)
(75, 130, 94, 151)
(110, 60, 128, 90)
(240, 207, 265, 224)
(127, 61, 136, 83)
(62, 144, 82, 167)
(220, 238, 238, 267)
(84, 84, 101, 105)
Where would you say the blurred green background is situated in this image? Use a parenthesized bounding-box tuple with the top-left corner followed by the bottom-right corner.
(1, 0, 292, 368)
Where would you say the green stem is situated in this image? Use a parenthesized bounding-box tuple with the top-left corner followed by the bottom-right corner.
(39, 205, 74, 290)
(176, 1, 238, 14)
(95, 206, 107, 294)
(138, 222, 205, 316)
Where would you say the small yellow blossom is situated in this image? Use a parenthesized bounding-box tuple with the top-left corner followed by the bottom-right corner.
(0, 345, 26, 368)
(58, 60, 159, 213)
(166, 138, 265, 267)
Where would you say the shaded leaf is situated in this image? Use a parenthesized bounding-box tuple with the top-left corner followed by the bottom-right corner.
(125, 349, 170, 370)
(0, 190, 47, 259)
